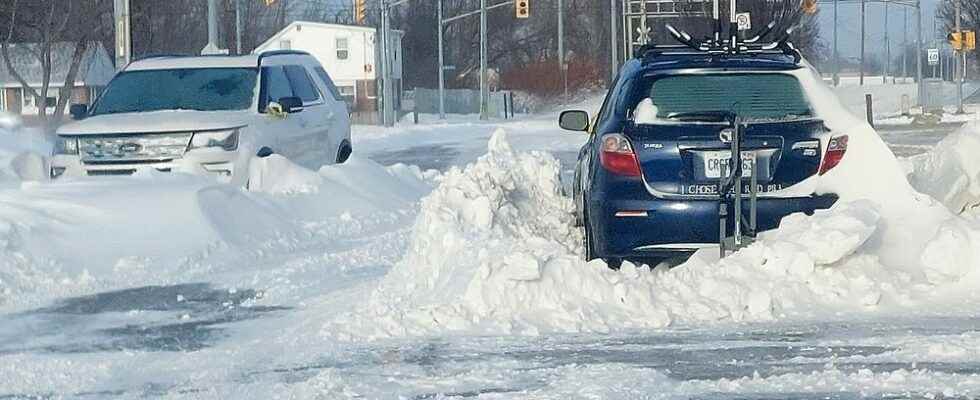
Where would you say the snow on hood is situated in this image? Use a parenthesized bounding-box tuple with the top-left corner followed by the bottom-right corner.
(328, 124, 980, 340)
(56, 110, 252, 135)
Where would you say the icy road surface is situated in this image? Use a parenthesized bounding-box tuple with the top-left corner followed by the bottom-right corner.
(3, 92, 980, 397)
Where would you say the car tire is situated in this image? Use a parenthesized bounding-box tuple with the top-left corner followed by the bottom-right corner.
(336, 141, 352, 164)
(583, 211, 596, 262)
(604, 258, 623, 270)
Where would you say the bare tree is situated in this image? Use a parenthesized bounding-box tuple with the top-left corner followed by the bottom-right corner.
(0, 0, 111, 125)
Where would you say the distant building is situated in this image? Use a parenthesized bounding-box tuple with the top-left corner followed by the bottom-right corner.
(253, 21, 404, 120)
(0, 42, 114, 116)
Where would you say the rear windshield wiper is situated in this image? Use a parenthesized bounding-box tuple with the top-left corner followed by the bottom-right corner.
(665, 110, 736, 122)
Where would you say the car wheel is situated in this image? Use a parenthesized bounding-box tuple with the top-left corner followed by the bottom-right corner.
(336, 141, 352, 164)
(604, 258, 623, 270)
(583, 211, 595, 262)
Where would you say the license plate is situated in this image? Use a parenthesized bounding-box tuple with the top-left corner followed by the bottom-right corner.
(682, 183, 784, 195)
(704, 151, 757, 179)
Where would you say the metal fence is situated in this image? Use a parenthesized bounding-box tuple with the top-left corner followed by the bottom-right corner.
(413, 88, 515, 118)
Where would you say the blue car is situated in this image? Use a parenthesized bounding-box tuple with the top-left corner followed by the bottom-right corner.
(560, 47, 846, 268)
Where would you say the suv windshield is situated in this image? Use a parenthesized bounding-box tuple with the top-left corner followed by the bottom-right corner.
(634, 73, 813, 122)
(91, 68, 258, 115)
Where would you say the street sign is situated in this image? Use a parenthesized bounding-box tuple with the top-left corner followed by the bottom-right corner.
(736, 13, 752, 31)
(928, 48, 940, 66)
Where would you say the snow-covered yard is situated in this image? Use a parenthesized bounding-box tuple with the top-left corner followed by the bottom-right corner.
(3, 93, 980, 398)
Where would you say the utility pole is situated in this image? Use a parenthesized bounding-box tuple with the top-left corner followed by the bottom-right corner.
(833, 0, 839, 86)
(378, 0, 396, 127)
(113, 0, 131, 69)
(860, 0, 866, 86)
(903, 8, 908, 81)
(955, 0, 965, 114)
(916, 0, 924, 107)
(610, 0, 618, 82)
(202, 0, 227, 55)
(558, 0, 567, 101)
(479, 0, 489, 121)
(885, 3, 890, 84)
(236, 0, 243, 55)
(208, 0, 219, 49)
(437, 0, 446, 120)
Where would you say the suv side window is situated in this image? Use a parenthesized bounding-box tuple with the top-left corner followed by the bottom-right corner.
(313, 67, 343, 102)
(284, 65, 321, 104)
(260, 65, 294, 113)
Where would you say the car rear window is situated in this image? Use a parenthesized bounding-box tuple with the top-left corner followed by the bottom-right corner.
(644, 74, 813, 121)
(91, 68, 257, 115)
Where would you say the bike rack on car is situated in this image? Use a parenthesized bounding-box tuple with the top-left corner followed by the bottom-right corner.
(717, 114, 758, 257)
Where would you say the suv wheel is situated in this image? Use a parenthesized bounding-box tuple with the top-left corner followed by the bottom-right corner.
(336, 141, 352, 164)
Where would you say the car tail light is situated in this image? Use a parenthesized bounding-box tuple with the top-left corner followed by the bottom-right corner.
(599, 133, 642, 177)
(819, 135, 848, 175)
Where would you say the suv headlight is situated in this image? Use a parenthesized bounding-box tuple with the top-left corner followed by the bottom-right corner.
(53, 137, 79, 155)
(189, 129, 239, 151)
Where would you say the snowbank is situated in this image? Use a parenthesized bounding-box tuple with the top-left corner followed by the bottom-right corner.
(326, 129, 968, 340)
(0, 125, 50, 182)
(908, 122, 980, 213)
(330, 72, 980, 339)
(0, 156, 433, 312)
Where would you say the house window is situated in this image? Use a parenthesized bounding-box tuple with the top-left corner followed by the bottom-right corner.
(279, 40, 292, 50)
(336, 37, 349, 61)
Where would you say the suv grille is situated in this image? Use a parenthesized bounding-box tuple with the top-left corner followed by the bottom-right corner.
(79, 133, 192, 164)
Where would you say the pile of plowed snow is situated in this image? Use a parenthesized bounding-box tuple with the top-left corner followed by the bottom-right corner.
(0, 154, 432, 312)
(329, 70, 980, 340)
(908, 122, 980, 213)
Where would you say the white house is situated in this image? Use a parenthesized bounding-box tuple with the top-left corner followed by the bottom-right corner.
(0, 42, 114, 116)
(253, 21, 404, 115)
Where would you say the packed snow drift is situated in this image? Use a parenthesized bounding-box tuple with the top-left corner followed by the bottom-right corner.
(0, 148, 433, 313)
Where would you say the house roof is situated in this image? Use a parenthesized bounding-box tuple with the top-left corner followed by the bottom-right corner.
(0, 42, 115, 87)
(252, 21, 404, 53)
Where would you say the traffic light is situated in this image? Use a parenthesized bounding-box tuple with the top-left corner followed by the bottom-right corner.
(802, 0, 818, 14)
(949, 31, 964, 51)
(967, 31, 977, 51)
(354, 0, 367, 25)
(516, 0, 529, 19)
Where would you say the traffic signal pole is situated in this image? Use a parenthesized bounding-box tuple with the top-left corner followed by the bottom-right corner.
(955, 0, 964, 114)
(438, 0, 446, 120)
(480, 0, 489, 120)
(610, 0, 618, 83)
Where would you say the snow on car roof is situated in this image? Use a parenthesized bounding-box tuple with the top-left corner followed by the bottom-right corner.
(126, 55, 261, 71)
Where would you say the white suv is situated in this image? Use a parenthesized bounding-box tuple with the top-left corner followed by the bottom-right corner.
(51, 51, 352, 186)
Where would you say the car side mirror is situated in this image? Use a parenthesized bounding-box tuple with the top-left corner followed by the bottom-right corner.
(559, 110, 590, 132)
(278, 97, 304, 114)
(70, 104, 88, 120)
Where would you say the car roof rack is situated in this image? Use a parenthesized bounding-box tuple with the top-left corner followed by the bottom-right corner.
(636, 0, 804, 64)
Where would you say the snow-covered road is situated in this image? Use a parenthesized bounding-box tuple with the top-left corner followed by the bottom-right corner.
(3, 97, 980, 398)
